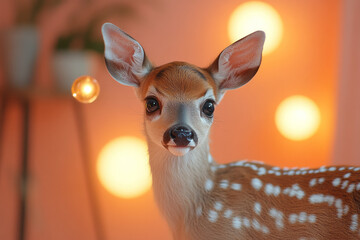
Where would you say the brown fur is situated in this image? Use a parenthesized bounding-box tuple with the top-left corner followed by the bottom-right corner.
(140, 62, 218, 100)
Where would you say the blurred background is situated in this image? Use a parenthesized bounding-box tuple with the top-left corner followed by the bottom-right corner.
(0, 0, 359, 239)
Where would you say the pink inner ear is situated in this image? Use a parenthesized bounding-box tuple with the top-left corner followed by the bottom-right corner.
(104, 26, 138, 67)
(217, 31, 265, 89)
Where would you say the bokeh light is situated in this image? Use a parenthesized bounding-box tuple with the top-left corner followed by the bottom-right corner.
(71, 75, 100, 103)
(228, 1, 283, 55)
(97, 136, 151, 199)
(275, 95, 321, 141)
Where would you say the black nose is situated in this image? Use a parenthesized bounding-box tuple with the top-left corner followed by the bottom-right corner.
(163, 125, 197, 147)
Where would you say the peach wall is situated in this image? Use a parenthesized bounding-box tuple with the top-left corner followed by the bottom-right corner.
(0, 0, 345, 239)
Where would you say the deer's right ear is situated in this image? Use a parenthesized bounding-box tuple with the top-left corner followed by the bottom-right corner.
(102, 23, 152, 87)
(207, 31, 265, 99)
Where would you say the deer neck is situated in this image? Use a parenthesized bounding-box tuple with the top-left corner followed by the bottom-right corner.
(147, 136, 214, 230)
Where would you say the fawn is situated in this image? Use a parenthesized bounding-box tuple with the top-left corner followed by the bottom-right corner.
(102, 23, 360, 240)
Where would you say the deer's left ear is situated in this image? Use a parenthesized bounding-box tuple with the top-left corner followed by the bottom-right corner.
(102, 23, 152, 87)
(207, 31, 265, 98)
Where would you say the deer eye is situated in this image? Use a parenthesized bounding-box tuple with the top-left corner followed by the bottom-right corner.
(202, 100, 215, 117)
(145, 97, 160, 114)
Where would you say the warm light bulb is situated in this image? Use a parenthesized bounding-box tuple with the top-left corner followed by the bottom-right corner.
(71, 75, 100, 103)
(275, 95, 321, 141)
(97, 137, 152, 199)
(228, 1, 283, 55)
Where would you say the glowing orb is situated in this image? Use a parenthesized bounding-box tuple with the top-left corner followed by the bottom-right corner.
(97, 137, 151, 199)
(275, 95, 321, 141)
(228, 1, 283, 55)
(71, 75, 100, 103)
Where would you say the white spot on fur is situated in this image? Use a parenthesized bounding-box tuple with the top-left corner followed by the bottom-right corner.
(335, 199, 345, 218)
(232, 217, 241, 229)
(243, 217, 251, 228)
(252, 219, 261, 230)
(341, 180, 349, 189)
(231, 183, 242, 191)
(309, 194, 334, 205)
(208, 210, 218, 223)
(269, 208, 284, 229)
(289, 214, 297, 224)
(196, 206, 202, 216)
(214, 202, 223, 211)
(224, 209, 233, 219)
(230, 160, 246, 167)
(347, 183, 355, 193)
(262, 226, 270, 234)
(254, 202, 262, 215)
(350, 214, 358, 231)
(251, 178, 263, 191)
(298, 212, 307, 223)
(205, 179, 214, 191)
(265, 184, 281, 196)
(329, 167, 337, 171)
(308, 214, 316, 223)
(258, 167, 267, 176)
(309, 178, 317, 187)
(344, 173, 351, 178)
(283, 184, 305, 199)
(288, 212, 316, 224)
(219, 179, 229, 189)
(332, 178, 341, 187)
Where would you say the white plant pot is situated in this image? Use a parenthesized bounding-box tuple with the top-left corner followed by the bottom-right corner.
(1, 26, 39, 88)
(52, 50, 96, 93)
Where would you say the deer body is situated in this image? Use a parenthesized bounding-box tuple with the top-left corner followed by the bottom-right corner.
(102, 23, 360, 239)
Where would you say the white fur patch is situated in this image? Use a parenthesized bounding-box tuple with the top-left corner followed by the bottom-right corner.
(257, 167, 267, 176)
(214, 201, 223, 211)
(254, 202, 262, 215)
(243, 217, 251, 228)
(283, 184, 305, 199)
(205, 179, 214, 191)
(265, 184, 281, 196)
(251, 178, 263, 191)
(208, 210, 218, 223)
(344, 173, 351, 178)
(347, 183, 355, 193)
(350, 214, 358, 231)
(231, 183, 242, 191)
(219, 179, 229, 189)
(332, 178, 341, 187)
(224, 209, 233, 219)
(196, 206, 202, 216)
(232, 217, 241, 229)
(269, 208, 284, 229)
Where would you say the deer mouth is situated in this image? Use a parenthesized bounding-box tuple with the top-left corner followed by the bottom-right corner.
(162, 139, 196, 156)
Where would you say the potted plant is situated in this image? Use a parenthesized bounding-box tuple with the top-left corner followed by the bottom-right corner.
(52, 3, 135, 93)
(1, 0, 61, 88)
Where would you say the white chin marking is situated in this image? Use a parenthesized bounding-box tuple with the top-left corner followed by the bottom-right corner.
(168, 146, 191, 156)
